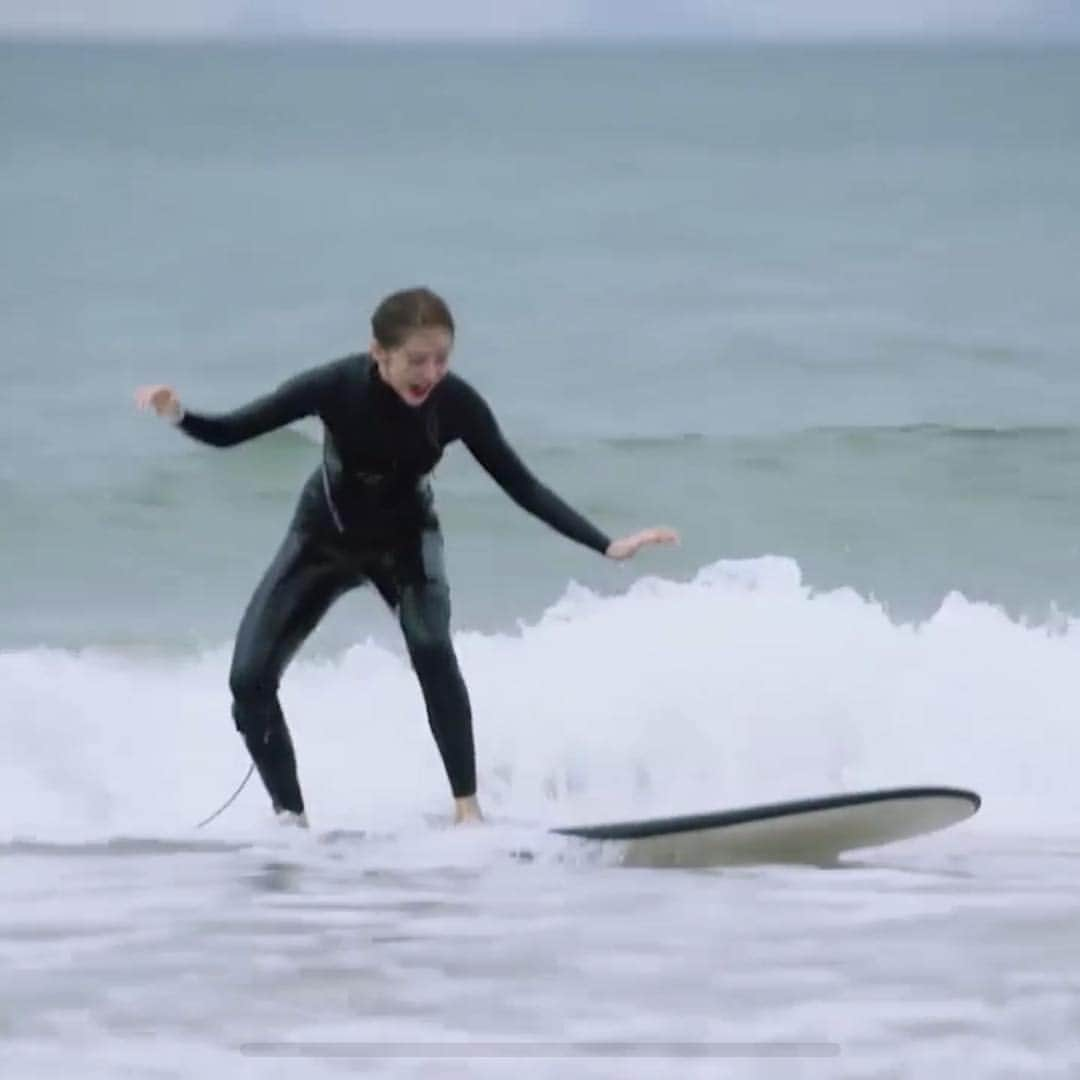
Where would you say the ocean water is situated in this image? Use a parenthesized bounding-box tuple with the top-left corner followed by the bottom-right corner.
(2, 41, 1080, 1076)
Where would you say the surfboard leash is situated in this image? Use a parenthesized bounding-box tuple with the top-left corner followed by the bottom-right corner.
(194, 763, 255, 829)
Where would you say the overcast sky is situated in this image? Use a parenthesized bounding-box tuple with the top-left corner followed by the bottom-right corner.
(0, 0, 1077, 41)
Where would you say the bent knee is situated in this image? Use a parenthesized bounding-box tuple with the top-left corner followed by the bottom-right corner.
(400, 586, 452, 653)
(228, 658, 278, 707)
(405, 630, 457, 672)
(230, 690, 280, 738)
(228, 663, 257, 703)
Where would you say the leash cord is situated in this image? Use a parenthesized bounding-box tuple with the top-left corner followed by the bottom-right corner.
(194, 763, 255, 829)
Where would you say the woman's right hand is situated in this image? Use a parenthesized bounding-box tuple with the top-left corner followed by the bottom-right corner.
(135, 385, 184, 423)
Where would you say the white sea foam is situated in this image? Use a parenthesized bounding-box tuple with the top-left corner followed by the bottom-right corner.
(2, 557, 1077, 843)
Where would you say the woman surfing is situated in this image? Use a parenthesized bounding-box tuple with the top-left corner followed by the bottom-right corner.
(136, 288, 677, 827)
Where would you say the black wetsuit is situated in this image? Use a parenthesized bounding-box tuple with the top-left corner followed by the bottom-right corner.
(178, 354, 611, 815)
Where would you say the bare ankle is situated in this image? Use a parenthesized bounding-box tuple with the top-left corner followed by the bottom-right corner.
(453, 795, 484, 825)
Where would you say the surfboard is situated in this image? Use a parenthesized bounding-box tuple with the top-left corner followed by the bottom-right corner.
(550, 786, 980, 867)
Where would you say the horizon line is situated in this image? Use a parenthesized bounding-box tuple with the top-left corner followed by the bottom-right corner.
(3, 29, 1078, 47)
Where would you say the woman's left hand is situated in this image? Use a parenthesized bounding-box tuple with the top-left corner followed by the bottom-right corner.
(605, 527, 680, 560)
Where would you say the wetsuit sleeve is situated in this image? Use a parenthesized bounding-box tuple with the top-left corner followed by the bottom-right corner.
(177, 364, 334, 448)
(454, 382, 612, 555)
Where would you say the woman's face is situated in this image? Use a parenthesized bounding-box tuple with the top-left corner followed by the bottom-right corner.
(372, 326, 453, 407)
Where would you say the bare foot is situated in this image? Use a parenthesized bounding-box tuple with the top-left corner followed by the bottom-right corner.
(453, 795, 484, 825)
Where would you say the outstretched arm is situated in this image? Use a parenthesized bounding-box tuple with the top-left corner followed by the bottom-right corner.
(457, 384, 678, 558)
(135, 365, 333, 448)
